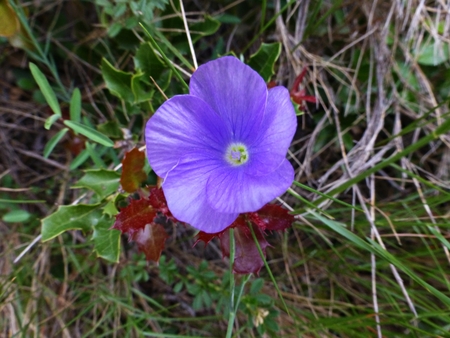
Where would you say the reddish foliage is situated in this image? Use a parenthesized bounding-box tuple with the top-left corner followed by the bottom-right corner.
(64, 130, 86, 156)
(113, 186, 294, 269)
(130, 223, 168, 262)
(112, 197, 158, 237)
(112, 188, 174, 263)
(250, 204, 295, 231)
(267, 80, 277, 89)
(195, 204, 294, 274)
(220, 224, 269, 275)
(120, 147, 147, 193)
(290, 67, 317, 110)
(148, 187, 174, 220)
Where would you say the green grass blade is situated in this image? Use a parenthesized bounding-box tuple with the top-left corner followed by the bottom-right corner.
(314, 111, 450, 205)
(29, 62, 61, 120)
(64, 120, 114, 147)
(43, 128, 69, 158)
(70, 88, 81, 122)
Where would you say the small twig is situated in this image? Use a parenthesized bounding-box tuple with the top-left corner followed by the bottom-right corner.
(179, 0, 197, 70)
(13, 234, 42, 264)
(150, 76, 169, 101)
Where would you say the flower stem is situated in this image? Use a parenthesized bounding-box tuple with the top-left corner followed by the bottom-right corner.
(225, 227, 251, 338)
(226, 228, 235, 338)
(249, 224, 291, 317)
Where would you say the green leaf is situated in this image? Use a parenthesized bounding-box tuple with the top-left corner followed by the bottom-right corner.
(103, 199, 119, 217)
(97, 121, 122, 139)
(190, 15, 220, 41)
(131, 73, 154, 103)
(92, 216, 121, 263)
(41, 204, 101, 241)
(29, 63, 62, 121)
(247, 42, 281, 82)
(85, 141, 106, 168)
(43, 128, 68, 158)
(134, 42, 165, 81)
(0, 198, 45, 204)
(416, 41, 450, 66)
(70, 88, 81, 122)
(44, 113, 61, 130)
(64, 120, 114, 147)
(72, 169, 121, 200)
(2, 209, 31, 223)
(214, 13, 241, 24)
(69, 149, 90, 170)
(101, 58, 134, 102)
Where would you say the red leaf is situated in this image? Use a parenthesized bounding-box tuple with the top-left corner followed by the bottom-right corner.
(120, 147, 147, 193)
(267, 80, 277, 89)
(130, 223, 168, 262)
(195, 205, 294, 274)
(253, 204, 295, 231)
(220, 224, 269, 275)
(112, 197, 158, 237)
(290, 67, 317, 109)
(112, 189, 177, 263)
(148, 187, 175, 220)
(194, 214, 246, 246)
(195, 231, 221, 246)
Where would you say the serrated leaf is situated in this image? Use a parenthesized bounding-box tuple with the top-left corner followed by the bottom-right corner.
(70, 88, 81, 122)
(190, 15, 220, 41)
(0, 0, 19, 37)
(112, 189, 174, 263)
(103, 199, 119, 217)
(113, 197, 158, 237)
(101, 58, 134, 102)
(64, 120, 114, 147)
(131, 72, 153, 103)
(131, 223, 168, 262)
(120, 147, 147, 193)
(247, 42, 282, 82)
(29, 63, 62, 120)
(134, 42, 165, 80)
(249, 204, 294, 231)
(43, 128, 69, 158)
(92, 216, 120, 262)
(72, 169, 121, 200)
(196, 204, 292, 274)
(41, 204, 101, 241)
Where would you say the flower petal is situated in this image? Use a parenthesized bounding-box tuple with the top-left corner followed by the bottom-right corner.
(189, 56, 267, 144)
(145, 95, 231, 178)
(237, 86, 297, 177)
(206, 159, 294, 213)
(249, 86, 297, 158)
(162, 158, 239, 233)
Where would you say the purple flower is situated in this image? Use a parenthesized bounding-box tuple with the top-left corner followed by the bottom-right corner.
(145, 56, 296, 233)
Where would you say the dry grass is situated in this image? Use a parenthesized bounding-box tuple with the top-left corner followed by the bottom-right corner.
(1, 0, 450, 336)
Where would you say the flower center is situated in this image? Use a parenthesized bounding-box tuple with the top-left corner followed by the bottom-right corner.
(226, 143, 249, 166)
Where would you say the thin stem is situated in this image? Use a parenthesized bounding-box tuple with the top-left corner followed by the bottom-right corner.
(249, 224, 291, 317)
(179, 0, 197, 69)
(139, 23, 190, 91)
(225, 228, 236, 338)
(260, 0, 267, 33)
